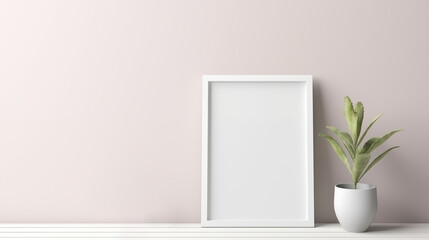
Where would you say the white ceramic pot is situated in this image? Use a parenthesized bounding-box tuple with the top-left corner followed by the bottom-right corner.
(334, 183, 377, 232)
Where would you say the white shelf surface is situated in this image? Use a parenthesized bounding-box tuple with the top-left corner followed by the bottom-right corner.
(0, 223, 427, 239)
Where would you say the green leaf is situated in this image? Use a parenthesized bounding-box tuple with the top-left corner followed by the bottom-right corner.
(352, 153, 371, 187)
(355, 102, 364, 144)
(319, 134, 352, 174)
(343, 97, 364, 146)
(344, 96, 357, 143)
(358, 146, 400, 182)
(357, 114, 382, 146)
(366, 129, 402, 153)
(362, 137, 378, 153)
(326, 126, 355, 159)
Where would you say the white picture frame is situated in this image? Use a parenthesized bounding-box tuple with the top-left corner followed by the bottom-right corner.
(201, 75, 314, 227)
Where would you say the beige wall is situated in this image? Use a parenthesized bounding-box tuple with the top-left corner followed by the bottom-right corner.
(0, 0, 428, 223)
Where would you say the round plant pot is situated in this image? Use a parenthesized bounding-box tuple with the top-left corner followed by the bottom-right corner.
(334, 183, 377, 232)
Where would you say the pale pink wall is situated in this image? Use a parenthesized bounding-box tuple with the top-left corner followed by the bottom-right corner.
(0, 0, 428, 223)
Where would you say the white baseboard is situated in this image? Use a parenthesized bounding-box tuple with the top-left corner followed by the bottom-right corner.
(0, 223, 427, 239)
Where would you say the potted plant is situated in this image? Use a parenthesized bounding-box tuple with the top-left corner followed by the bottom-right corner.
(320, 96, 401, 232)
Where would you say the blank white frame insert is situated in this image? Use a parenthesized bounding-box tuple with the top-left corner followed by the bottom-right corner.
(201, 75, 314, 227)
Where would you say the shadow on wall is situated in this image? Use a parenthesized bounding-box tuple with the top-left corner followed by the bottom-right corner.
(313, 78, 337, 223)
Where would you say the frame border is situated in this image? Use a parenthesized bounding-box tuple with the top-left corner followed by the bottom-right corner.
(201, 75, 314, 227)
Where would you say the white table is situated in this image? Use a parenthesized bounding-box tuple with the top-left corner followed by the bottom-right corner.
(0, 223, 427, 239)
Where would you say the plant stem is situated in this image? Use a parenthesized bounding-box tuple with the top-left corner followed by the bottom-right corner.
(354, 183, 357, 189)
